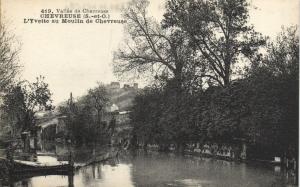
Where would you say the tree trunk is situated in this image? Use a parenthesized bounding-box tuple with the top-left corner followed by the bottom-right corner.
(174, 64, 183, 92)
(223, 60, 231, 86)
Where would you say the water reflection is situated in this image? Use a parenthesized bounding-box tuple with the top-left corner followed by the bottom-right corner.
(78, 164, 134, 187)
(12, 162, 134, 187)
(10, 151, 293, 187)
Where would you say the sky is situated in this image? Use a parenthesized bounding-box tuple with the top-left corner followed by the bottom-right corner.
(1, 0, 299, 104)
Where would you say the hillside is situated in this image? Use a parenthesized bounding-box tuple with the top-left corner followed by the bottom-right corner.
(106, 82, 140, 111)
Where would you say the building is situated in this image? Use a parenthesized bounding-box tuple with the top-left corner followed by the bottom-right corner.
(35, 111, 67, 142)
(110, 82, 120, 89)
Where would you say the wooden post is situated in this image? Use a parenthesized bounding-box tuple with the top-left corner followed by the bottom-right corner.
(68, 150, 74, 187)
(6, 144, 14, 175)
(68, 151, 74, 168)
(68, 170, 74, 187)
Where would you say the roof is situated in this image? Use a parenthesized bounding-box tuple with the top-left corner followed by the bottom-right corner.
(37, 118, 59, 129)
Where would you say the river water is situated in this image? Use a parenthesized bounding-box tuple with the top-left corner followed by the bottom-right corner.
(9, 149, 295, 187)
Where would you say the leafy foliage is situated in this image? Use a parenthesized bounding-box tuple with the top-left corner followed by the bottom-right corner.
(114, 0, 199, 91)
(1, 76, 53, 137)
(129, 24, 298, 158)
(162, 0, 266, 86)
(58, 83, 111, 145)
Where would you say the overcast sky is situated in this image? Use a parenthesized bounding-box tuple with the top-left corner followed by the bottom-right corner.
(1, 0, 299, 104)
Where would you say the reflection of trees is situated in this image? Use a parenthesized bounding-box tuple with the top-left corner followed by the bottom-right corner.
(80, 163, 103, 186)
(81, 167, 93, 186)
(68, 172, 74, 187)
(96, 165, 102, 179)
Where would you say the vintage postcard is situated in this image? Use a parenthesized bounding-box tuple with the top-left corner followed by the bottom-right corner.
(0, 0, 299, 186)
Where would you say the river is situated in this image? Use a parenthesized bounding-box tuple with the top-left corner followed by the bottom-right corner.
(8, 147, 295, 187)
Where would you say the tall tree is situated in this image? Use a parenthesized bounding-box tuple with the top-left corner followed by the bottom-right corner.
(163, 0, 265, 86)
(0, 24, 20, 91)
(260, 26, 298, 159)
(114, 0, 197, 91)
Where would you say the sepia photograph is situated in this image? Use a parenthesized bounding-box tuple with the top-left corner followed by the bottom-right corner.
(0, 0, 299, 186)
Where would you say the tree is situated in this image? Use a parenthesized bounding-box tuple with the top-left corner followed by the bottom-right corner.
(58, 97, 89, 145)
(58, 83, 111, 145)
(198, 26, 299, 159)
(0, 24, 20, 91)
(130, 84, 200, 151)
(2, 76, 53, 136)
(262, 26, 299, 77)
(22, 76, 53, 130)
(251, 26, 299, 159)
(85, 82, 110, 123)
(114, 0, 197, 91)
(162, 0, 265, 87)
(130, 85, 172, 149)
(1, 84, 25, 137)
(114, 1, 203, 149)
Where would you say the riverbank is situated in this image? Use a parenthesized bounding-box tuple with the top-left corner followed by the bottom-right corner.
(184, 150, 283, 166)
(134, 144, 296, 174)
(138, 143, 286, 166)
